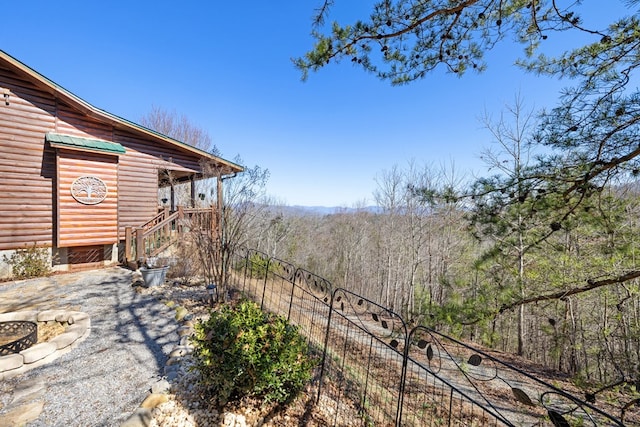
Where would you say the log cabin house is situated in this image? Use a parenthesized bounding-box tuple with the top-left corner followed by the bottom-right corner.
(0, 50, 243, 279)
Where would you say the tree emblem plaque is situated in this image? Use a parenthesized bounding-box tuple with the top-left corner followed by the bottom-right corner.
(70, 176, 107, 205)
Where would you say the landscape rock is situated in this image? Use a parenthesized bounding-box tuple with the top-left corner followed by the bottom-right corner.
(20, 342, 57, 364)
(50, 331, 80, 349)
(70, 317, 91, 329)
(2, 400, 44, 426)
(174, 306, 188, 321)
(166, 370, 179, 382)
(164, 364, 180, 376)
(140, 393, 169, 409)
(0, 354, 23, 371)
(121, 407, 152, 427)
(37, 309, 66, 322)
(11, 379, 45, 404)
(55, 312, 72, 323)
(69, 312, 89, 322)
(165, 356, 182, 366)
(169, 346, 191, 358)
(177, 326, 192, 337)
(222, 412, 247, 427)
(151, 379, 171, 394)
(0, 311, 38, 322)
(65, 323, 88, 336)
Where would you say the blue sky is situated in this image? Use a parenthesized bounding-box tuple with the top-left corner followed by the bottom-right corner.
(3, 1, 633, 206)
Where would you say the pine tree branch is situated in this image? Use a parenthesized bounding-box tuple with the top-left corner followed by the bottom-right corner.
(499, 269, 640, 313)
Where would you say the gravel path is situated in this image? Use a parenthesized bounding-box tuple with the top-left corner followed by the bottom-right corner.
(0, 267, 180, 426)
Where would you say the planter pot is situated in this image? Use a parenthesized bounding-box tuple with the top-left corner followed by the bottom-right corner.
(140, 266, 169, 287)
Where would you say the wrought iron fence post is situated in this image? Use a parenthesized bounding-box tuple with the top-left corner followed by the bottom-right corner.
(260, 257, 270, 311)
(316, 287, 337, 405)
(448, 388, 454, 427)
(287, 268, 299, 322)
(240, 247, 249, 293)
(395, 323, 411, 426)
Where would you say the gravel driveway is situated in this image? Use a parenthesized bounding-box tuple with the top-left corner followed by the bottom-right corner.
(0, 267, 179, 426)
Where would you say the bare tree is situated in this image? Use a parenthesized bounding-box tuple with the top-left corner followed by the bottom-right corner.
(140, 106, 269, 302)
(189, 158, 269, 302)
(140, 105, 218, 155)
(373, 161, 469, 320)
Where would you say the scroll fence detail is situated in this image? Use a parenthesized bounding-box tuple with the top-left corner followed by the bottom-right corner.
(228, 248, 630, 426)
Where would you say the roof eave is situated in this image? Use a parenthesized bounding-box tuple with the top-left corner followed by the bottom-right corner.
(0, 50, 244, 175)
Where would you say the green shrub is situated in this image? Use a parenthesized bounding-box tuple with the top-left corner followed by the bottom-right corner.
(3, 245, 52, 279)
(191, 300, 314, 407)
(248, 252, 271, 278)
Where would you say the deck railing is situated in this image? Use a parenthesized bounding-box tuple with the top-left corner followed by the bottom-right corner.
(227, 248, 632, 426)
(124, 206, 218, 265)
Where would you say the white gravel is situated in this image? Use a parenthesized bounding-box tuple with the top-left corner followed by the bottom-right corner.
(0, 267, 180, 426)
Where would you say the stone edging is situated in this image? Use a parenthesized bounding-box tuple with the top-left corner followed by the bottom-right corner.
(0, 310, 91, 381)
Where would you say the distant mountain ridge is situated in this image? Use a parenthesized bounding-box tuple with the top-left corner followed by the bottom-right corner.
(274, 205, 382, 216)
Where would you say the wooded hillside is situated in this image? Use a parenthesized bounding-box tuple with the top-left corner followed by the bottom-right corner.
(244, 165, 640, 397)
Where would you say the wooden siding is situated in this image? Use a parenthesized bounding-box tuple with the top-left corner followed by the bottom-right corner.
(56, 150, 118, 247)
(53, 104, 204, 238)
(115, 130, 202, 237)
(0, 56, 219, 252)
(55, 106, 114, 142)
(0, 65, 56, 249)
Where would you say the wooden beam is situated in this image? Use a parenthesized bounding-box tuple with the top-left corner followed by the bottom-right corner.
(125, 226, 132, 262)
(190, 174, 196, 208)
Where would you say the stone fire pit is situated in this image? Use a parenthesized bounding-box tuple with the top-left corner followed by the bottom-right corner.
(0, 321, 37, 356)
(0, 310, 91, 380)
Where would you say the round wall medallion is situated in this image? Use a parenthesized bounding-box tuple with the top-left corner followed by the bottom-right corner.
(70, 176, 108, 205)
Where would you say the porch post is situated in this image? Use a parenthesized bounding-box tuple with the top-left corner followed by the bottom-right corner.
(216, 176, 223, 242)
(170, 183, 175, 212)
(216, 175, 225, 299)
(177, 206, 184, 234)
(125, 226, 133, 262)
(163, 207, 170, 237)
(190, 174, 196, 208)
(135, 227, 145, 266)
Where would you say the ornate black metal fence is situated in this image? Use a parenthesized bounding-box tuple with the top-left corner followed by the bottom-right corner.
(229, 248, 630, 426)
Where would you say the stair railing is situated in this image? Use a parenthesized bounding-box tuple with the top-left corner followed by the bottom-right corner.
(124, 205, 218, 266)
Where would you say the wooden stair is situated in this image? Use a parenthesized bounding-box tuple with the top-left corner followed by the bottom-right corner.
(124, 206, 218, 268)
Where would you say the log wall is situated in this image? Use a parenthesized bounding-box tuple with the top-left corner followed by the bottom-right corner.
(0, 64, 56, 249)
(0, 59, 206, 252)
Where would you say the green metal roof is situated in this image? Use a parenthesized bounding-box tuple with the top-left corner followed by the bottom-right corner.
(46, 133, 126, 155)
